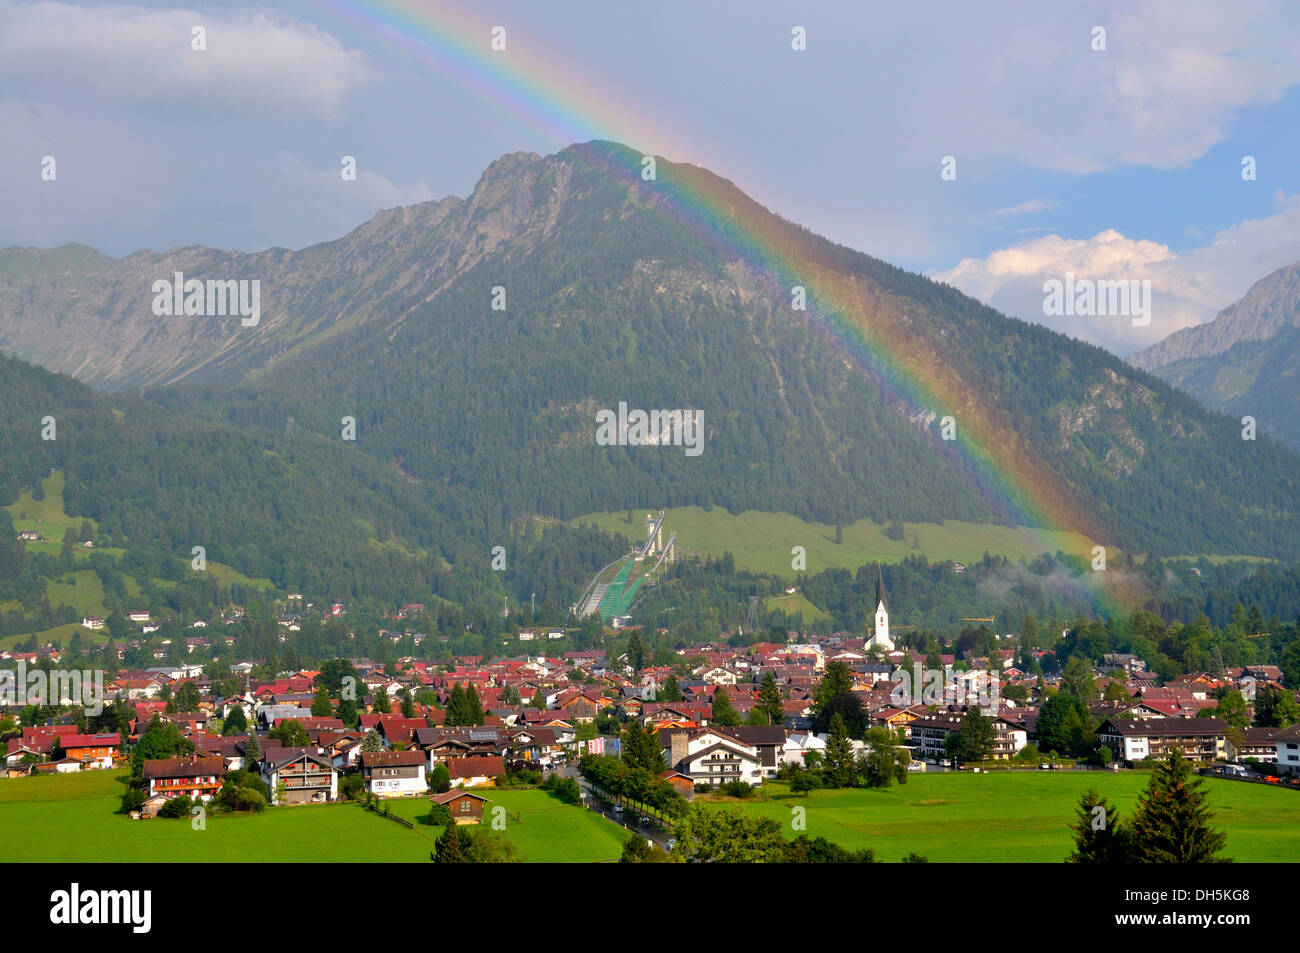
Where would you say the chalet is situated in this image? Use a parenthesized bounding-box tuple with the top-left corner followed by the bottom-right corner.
(660, 727, 764, 788)
(872, 707, 921, 733)
(361, 749, 429, 798)
(413, 727, 510, 770)
(58, 733, 121, 769)
(142, 756, 225, 808)
(318, 732, 366, 768)
(5, 738, 53, 765)
(1097, 717, 1229, 763)
(432, 789, 491, 825)
(556, 690, 604, 722)
(505, 727, 563, 766)
(447, 755, 505, 787)
(261, 750, 339, 804)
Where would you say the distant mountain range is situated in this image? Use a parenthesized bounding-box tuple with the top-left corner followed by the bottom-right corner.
(2, 141, 1299, 579)
(1130, 261, 1300, 450)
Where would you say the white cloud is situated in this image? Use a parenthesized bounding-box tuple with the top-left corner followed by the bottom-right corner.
(0, 0, 376, 117)
(931, 193, 1300, 355)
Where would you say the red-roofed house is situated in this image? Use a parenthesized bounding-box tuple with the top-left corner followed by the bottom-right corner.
(361, 749, 428, 797)
(447, 756, 504, 787)
(59, 733, 121, 769)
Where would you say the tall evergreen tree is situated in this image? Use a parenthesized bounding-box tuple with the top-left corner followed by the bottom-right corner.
(625, 630, 646, 674)
(711, 687, 740, 727)
(822, 713, 856, 789)
(446, 684, 468, 725)
(434, 823, 467, 863)
(757, 671, 784, 726)
(1067, 790, 1130, 863)
(1128, 752, 1229, 863)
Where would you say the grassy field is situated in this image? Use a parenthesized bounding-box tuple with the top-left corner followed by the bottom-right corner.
(0, 623, 92, 652)
(0, 770, 627, 863)
(384, 788, 628, 862)
(702, 772, 1300, 862)
(763, 592, 831, 623)
(570, 507, 1096, 578)
(5, 768, 1291, 863)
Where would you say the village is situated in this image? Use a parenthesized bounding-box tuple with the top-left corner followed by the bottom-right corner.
(4, 569, 1298, 850)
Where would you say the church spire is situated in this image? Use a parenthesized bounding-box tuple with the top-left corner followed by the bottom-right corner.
(875, 562, 887, 611)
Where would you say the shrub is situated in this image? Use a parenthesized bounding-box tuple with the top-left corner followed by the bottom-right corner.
(156, 795, 193, 819)
(427, 802, 452, 827)
(340, 772, 366, 801)
(720, 780, 755, 799)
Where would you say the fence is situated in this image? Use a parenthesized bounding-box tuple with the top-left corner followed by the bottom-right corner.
(363, 800, 416, 829)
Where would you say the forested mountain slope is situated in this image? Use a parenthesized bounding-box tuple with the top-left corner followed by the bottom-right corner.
(3, 142, 1300, 563)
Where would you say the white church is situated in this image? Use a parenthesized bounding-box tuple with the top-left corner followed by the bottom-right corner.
(866, 563, 894, 652)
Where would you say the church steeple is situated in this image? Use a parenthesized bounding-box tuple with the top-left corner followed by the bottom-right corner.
(869, 562, 893, 652)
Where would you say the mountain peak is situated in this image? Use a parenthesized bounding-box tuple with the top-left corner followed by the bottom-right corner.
(1131, 260, 1300, 371)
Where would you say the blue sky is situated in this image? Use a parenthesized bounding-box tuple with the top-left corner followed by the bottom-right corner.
(3, 0, 1299, 355)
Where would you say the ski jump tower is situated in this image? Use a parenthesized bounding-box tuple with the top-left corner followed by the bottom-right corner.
(642, 510, 674, 562)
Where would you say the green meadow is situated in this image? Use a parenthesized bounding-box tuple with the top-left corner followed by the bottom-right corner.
(703, 772, 1300, 862)
(763, 592, 831, 623)
(5, 768, 1294, 862)
(384, 788, 629, 862)
(0, 770, 626, 863)
(570, 507, 1096, 579)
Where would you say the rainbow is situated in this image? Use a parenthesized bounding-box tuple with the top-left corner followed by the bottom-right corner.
(292, 0, 1136, 612)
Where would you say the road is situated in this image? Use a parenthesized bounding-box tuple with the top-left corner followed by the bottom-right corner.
(549, 766, 673, 849)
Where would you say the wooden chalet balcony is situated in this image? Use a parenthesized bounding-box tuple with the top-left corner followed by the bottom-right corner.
(282, 775, 331, 789)
(154, 778, 220, 789)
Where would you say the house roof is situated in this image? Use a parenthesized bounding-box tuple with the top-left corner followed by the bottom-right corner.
(1099, 717, 1229, 737)
(361, 750, 426, 768)
(431, 790, 491, 804)
(265, 749, 335, 772)
(728, 725, 787, 746)
(142, 756, 225, 779)
(60, 733, 121, 748)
